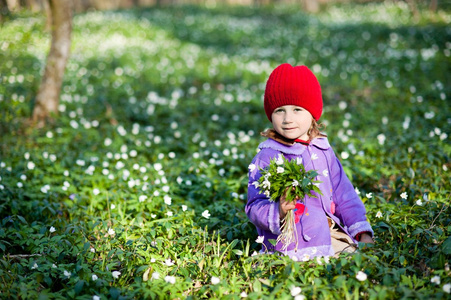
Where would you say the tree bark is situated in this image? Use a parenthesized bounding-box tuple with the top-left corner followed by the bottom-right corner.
(32, 0, 72, 126)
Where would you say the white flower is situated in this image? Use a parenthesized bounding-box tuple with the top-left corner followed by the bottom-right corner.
(164, 275, 176, 284)
(164, 195, 172, 205)
(443, 283, 451, 293)
(294, 295, 306, 300)
(376, 211, 383, 218)
(322, 170, 329, 177)
(255, 236, 264, 243)
(296, 157, 303, 165)
(165, 258, 174, 266)
(166, 211, 173, 217)
(139, 195, 147, 202)
(108, 228, 115, 236)
(240, 291, 248, 297)
(262, 179, 271, 190)
(27, 161, 35, 170)
(202, 210, 210, 219)
(276, 167, 284, 174)
(151, 272, 160, 280)
(355, 187, 361, 195)
(431, 275, 440, 285)
(90, 248, 95, 253)
(366, 193, 373, 199)
(311, 153, 318, 160)
(400, 192, 408, 199)
(248, 164, 256, 172)
(275, 154, 284, 165)
(302, 254, 310, 262)
(111, 204, 116, 209)
(341, 151, 350, 159)
(49, 226, 56, 233)
(292, 180, 299, 187)
(112, 271, 121, 279)
(93, 188, 100, 195)
(182, 205, 188, 211)
(41, 185, 50, 194)
(31, 263, 38, 269)
(52, 264, 57, 268)
(93, 296, 100, 300)
(211, 276, 220, 285)
(290, 286, 302, 296)
(64, 270, 71, 278)
(264, 190, 270, 197)
(416, 199, 423, 206)
(377, 134, 386, 145)
(356, 271, 367, 282)
(92, 274, 98, 281)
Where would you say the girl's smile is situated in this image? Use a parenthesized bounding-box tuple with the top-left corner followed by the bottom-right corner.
(271, 105, 313, 140)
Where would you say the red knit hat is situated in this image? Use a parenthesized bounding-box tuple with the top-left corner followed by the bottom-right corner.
(264, 64, 323, 121)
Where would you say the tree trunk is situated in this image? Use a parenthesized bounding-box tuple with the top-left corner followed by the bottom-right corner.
(32, 0, 72, 127)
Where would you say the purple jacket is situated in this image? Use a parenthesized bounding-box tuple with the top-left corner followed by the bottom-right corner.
(246, 137, 373, 260)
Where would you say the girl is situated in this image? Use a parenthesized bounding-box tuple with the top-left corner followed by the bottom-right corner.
(246, 63, 374, 260)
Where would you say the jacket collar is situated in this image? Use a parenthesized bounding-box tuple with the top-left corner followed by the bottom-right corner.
(258, 130, 330, 155)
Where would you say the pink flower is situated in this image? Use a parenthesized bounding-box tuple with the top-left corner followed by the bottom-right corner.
(294, 203, 307, 223)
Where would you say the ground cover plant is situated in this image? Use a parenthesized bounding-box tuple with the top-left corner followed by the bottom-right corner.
(0, 2, 450, 299)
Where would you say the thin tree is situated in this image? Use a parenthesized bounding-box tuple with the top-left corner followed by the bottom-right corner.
(32, 0, 72, 127)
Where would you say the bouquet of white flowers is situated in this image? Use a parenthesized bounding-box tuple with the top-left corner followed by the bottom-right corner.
(255, 154, 322, 251)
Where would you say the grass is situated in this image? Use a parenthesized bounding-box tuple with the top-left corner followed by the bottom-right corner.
(0, 2, 450, 299)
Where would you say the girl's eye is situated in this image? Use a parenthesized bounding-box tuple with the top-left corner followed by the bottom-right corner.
(275, 109, 284, 113)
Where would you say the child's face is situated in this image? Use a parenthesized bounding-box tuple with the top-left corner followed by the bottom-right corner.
(271, 105, 313, 140)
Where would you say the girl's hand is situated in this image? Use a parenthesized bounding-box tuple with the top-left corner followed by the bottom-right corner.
(279, 188, 298, 219)
(359, 233, 374, 244)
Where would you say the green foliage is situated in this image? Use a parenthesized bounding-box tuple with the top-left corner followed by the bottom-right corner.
(255, 154, 322, 202)
(0, 2, 450, 299)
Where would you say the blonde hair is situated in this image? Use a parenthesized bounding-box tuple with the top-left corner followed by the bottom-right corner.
(307, 119, 327, 141)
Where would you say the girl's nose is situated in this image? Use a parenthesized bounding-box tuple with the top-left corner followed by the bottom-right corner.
(283, 112, 293, 123)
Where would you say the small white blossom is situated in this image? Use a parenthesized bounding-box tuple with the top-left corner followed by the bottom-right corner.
(311, 153, 318, 160)
(164, 195, 172, 205)
(182, 205, 188, 211)
(93, 296, 100, 300)
(164, 275, 176, 284)
(355, 187, 361, 195)
(112, 271, 121, 279)
(240, 291, 248, 297)
(356, 271, 367, 282)
(111, 204, 116, 209)
(93, 188, 100, 195)
(64, 270, 71, 278)
(443, 283, 451, 293)
(108, 228, 115, 236)
(292, 180, 299, 187)
(416, 199, 423, 206)
(202, 210, 210, 219)
(166, 211, 173, 217)
(290, 286, 302, 296)
(255, 236, 264, 243)
(296, 157, 303, 165)
(322, 170, 329, 177)
(400, 192, 408, 199)
(376, 211, 383, 218)
(211, 276, 220, 285)
(92, 274, 98, 281)
(366, 193, 372, 199)
(165, 258, 174, 266)
(294, 295, 306, 300)
(248, 164, 256, 172)
(27, 161, 35, 170)
(52, 264, 57, 268)
(139, 195, 147, 202)
(49, 226, 56, 233)
(31, 263, 38, 269)
(275, 154, 284, 165)
(151, 272, 160, 280)
(276, 167, 284, 174)
(431, 275, 440, 285)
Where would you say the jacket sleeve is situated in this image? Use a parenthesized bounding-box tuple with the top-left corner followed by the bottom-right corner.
(329, 150, 374, 238)
(245, 150, 281, 235)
